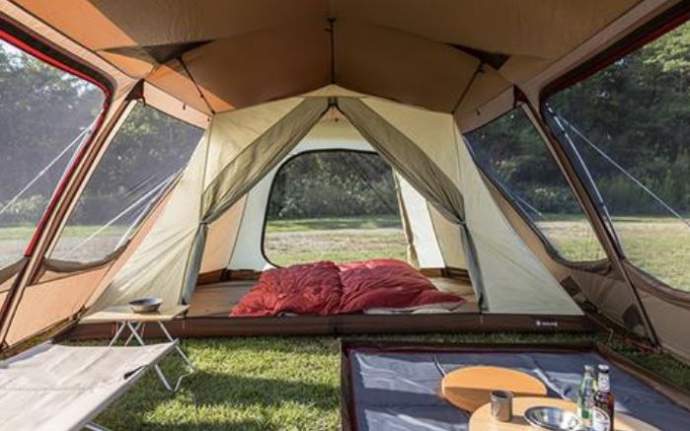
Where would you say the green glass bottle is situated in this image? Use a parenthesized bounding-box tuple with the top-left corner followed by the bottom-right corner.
(577, 365, 595, 429)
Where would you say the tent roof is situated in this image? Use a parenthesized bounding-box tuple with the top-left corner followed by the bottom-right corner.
(10, 0, 644, 115)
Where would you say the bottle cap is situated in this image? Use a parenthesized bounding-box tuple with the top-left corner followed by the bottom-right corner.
(585, 365, 594, 371)
(598, 364, 610, 372)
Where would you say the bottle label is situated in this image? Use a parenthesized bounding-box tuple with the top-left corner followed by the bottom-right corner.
(592, 407, 611, 431)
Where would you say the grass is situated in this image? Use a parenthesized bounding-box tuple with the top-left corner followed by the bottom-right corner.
(265, 215, 690, 290)
(93, 333, 690, 430)
(265, 215, 407, 266)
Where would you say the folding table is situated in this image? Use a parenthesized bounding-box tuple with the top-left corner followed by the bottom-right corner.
(80, 304, 194, 392)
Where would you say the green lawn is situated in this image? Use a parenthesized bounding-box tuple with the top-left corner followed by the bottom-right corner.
(265, 215, 407, 266)
(265, 215, 690, 290)
(94, 333, 690, 430)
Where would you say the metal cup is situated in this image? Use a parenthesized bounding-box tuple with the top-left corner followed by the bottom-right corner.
(490, 390, 513, 422)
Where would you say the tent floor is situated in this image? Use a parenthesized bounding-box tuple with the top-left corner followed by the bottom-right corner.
(66, 277, 594, 341)
(187, 277, 480, 317)
(68, 313, 595, 341)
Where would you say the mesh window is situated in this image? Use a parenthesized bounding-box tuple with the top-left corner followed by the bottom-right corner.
(49, 103, 203, 264)
(0, 40, 105, 270)
(264, 151, 407, 266)
(545, 21, 690, 291)
(465, 108, 606, 263)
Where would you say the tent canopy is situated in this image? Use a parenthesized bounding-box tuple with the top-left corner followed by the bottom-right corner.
(7, 0, 642, 116)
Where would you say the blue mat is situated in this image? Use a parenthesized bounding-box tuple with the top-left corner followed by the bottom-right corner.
(348, 349, 690, 430)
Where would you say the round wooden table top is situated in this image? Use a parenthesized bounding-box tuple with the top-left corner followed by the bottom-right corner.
(441, 366, 547, 412)
(469, 397, 659, 431)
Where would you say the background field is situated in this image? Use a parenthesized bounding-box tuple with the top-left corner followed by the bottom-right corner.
(264, 215, 690, 291)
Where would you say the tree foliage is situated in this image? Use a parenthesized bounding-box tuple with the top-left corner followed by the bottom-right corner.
(267, 151, 399, 219)
(469, 22, 690, 216)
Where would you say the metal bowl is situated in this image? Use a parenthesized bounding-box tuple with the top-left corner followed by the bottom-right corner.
(129, 297, 162, 313)
(524, 406, 582, 431)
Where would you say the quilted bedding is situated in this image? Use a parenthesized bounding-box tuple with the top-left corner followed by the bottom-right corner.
(230, 259, 465, 317)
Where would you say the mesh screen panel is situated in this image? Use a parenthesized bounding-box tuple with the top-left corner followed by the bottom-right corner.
(0, 40, 105, 270)
(545, 21, 690, 291)
(263, 150, 406, 266)
(50, 103, 203, 264)
(465, 108, 606, 263)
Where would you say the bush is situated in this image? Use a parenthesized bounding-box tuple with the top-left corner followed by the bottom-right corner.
(0, 194, 48, 224)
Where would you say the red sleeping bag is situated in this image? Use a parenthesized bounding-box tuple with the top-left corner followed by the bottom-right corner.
(231, 259, 464, 317)
(338, 259, 463, 313)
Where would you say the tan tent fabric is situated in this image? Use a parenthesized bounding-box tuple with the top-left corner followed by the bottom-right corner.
(11, 0, 640, 115)
(334, 20, 480, 112)
(10, 0, 690, 357)
(176, 25, 330, 111)
(5, 265, 110, 346)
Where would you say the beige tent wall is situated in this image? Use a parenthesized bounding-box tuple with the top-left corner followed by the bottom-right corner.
(454, 129, 581, 315)
(90, 95, 322, 310)
(199, 196, 247, 274)
(428, 207, 467, 270)
(396, 177, 446, 269)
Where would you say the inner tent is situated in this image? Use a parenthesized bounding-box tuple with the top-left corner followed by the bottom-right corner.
(79, 86, 582, 335)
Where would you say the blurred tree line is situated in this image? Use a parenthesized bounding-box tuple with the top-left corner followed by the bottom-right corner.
(0, 42, 201, 225)
(467, 23, 690, 217)
(267, 151, 399, 219)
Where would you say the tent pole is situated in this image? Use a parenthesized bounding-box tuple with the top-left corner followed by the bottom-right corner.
(521, 94, 659, 346)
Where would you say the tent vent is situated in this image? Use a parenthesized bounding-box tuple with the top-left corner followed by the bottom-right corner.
(622, 304, 644, 333)
(449, 44, 510, 70)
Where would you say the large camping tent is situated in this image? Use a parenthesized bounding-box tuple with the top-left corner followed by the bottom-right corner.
(0, 0, 689, 363)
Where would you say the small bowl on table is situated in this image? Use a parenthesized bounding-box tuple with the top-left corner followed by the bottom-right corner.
(129, 297, 162, 313)
(524, 406, 582, 431)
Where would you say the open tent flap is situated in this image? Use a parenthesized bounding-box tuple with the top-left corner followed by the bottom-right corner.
(89, 86, 581, 316)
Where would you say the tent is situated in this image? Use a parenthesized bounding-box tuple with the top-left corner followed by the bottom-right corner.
(0, 0, 689, 363)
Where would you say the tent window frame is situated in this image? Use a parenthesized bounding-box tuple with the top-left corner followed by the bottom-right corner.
(0, 22, 113, 346)
(538, 3, 690, 301)
(0, 27, 112, 259)
(260, 148, 403, 268)
(463, 105, 608, 270)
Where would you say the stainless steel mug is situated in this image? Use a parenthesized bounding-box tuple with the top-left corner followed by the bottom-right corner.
(490, 390, 513, 422)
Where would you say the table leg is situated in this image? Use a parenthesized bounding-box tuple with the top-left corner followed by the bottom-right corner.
(125, 321, 173, 392)
(157, 321, 194, 370)
(123, 322, 145, 346)
(108, 322, 126, 347)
